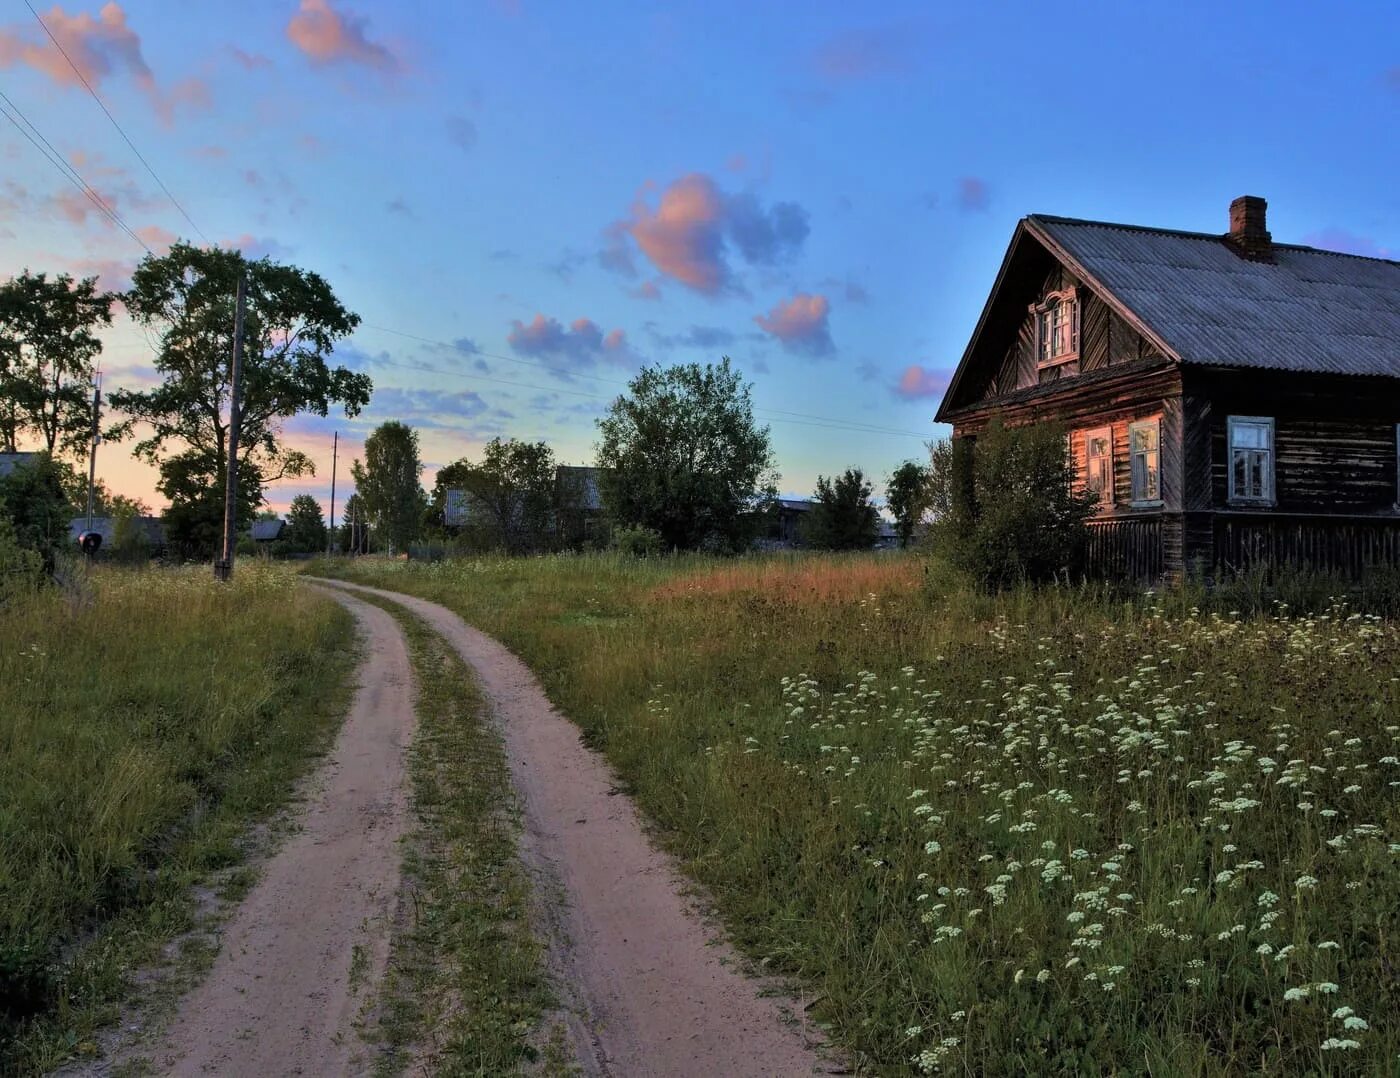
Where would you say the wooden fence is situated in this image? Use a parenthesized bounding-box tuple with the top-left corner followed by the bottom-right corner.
(1084, 517, 1164, 582)
(1214, 514, 1400, 578)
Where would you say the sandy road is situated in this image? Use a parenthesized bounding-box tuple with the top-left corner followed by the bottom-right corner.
(140, 587, 415, 1077)
(312, 578, 828, 1078)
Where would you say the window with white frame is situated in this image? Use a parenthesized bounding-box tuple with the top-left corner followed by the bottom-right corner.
(1228, 416, 1275, 504)
(1083, 426, 1112, 502)
(1128, 419, 1160, 505)
(1033, 289, 1079, 367)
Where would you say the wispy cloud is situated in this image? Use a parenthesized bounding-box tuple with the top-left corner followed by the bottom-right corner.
(811, 25, 913, 83)
(1301, 227, 1393, 259)
(286, 0, 400, 73)
(892, 363, 952, 400)
(956, 176, 990, 212)
(753, 292, 833, 356)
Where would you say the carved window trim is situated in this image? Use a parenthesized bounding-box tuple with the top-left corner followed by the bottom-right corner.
(1082, 425, 1113, 504)
(1032, 287, 1081, 369)
(1128, 418, 1163, 507)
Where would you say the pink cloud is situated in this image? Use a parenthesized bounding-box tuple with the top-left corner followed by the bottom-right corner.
(286, 0, 399, 72)
(753, 292, 833, 356)
(0, 5, 207, 123)
(957, 176, 990, 212)
(507, 313, 635, 368)
(1301, 227, 1394, 259)
(629, 280, 662, 301)
(628, 173, 728, 293)
(893, 364, 952, 400)
(812, 26, 912, 82)
(620, 172, 810, 295)
(192, 144, 228, 160)
(134, 224, 175, 250)
(228, 45, 272, 70)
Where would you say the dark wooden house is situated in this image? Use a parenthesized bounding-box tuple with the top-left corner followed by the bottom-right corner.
(935, 196, 1400, 580)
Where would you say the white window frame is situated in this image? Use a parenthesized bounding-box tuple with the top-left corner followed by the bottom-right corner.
(1227, 415, 1275, 506)
(1082, 425, 1113, 505)
(1128, 418, 1162, 507)
(1031, 288, 1080, 369)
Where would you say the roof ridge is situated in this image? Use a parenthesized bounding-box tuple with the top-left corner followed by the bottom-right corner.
(1027, 213, 1400, 267)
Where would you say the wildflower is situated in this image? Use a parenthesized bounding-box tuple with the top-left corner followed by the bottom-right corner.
(1320, 1039, 1361, 1051)
(1284, 987, 1309, 1002)
(1343, 1016, 1369, 1031)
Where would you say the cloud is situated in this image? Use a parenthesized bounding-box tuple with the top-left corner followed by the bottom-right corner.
(228, 46, 272, 70)
(445, 114, 476, 152)
(192, 144, 228, 160)
(957, 176, 990, 212)
(286, 0, 399, 72)
(892, 364, 952, 399)
(134, 224, 176, 250)
(1301, 227, 1394, 259)
(753, 292, 833, 356)
(617, 173, 812, 295)
(812, 26, 912, 82)
(629, 280, 662, 301)
(647, 324, 736, 350)
(368, 386, 490, 430)
(598, 220, 637, 277)
(0, 3, 207, 123)
(818, 276, 870, 304)
(386, 196, 412, 216)
(507, 313, 637, 369)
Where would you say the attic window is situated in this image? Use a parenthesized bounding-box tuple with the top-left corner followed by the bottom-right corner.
(1033, 289, 1080, 368)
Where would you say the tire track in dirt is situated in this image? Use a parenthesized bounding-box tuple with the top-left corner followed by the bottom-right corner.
(311, 578, 831, 1078)
(136, 587, 415, 1076)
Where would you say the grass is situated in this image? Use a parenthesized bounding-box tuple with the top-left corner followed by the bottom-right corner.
(0, 563, 356, 1075)
(357, 595, 567, 1076)
(316, 551, 1400, 1075)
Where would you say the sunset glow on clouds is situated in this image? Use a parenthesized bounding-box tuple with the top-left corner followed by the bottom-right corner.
(1, 2, 1398, 512)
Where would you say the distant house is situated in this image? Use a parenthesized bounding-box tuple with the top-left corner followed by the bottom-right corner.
(67, 516, 165, 550)
(443, 465, 608, 546)
(766, 499, 814, 547)
(250, 518, 285, 542)
(935, 196, 1400, 580)
(0, 452, 40, 478)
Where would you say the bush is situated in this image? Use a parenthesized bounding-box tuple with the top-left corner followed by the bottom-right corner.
(609, 524, 663, 557)
(928, 420, 1095, 591)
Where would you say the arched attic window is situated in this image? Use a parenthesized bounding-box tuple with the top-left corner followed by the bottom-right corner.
(1031, 287, 1080, 369)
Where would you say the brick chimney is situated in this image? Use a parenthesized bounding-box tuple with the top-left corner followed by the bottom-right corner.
(1227, 195, 1273, 262)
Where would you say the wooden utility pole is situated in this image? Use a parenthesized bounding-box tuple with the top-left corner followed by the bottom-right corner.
(327, 430, 338, 556)
(215, 274, 247, 581)
(84, 379, 100, 532)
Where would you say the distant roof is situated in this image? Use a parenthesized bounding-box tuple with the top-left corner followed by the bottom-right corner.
(68, 516, 164, 544)
(250, 518, 285, 541)
(0, 452, 40, 478)
(777, 499, 814, 512)
(1028, 215, 1400, 379)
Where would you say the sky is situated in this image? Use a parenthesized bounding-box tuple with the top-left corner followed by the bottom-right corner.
(2, 0, 1399, 516)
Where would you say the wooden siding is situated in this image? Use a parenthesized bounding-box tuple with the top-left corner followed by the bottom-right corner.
(1083, 517, 1164, 581)
(1213, 513, 1400, 577)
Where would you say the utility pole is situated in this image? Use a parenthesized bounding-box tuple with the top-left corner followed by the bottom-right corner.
(327, 430, 338, 556)
(215, 274, 247, 581)
(85, 378, 100, 532)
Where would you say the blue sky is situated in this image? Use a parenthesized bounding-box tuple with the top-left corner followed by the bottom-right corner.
(3, 0, 1398, 513)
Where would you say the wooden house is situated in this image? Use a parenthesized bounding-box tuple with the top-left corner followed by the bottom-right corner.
(935, 196, 1400, 580)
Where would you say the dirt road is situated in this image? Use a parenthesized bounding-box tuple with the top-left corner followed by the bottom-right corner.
(141, 588, 415, 1076)
(314, 578, 828, 1078)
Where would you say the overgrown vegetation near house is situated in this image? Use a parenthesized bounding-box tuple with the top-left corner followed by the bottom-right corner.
(318, 552, 1400, 1074)
(0, 565, 355, 1074)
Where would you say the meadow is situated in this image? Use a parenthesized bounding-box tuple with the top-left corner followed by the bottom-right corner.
(320, 552, 1400, 1075)
(0, 564, 355, 1074)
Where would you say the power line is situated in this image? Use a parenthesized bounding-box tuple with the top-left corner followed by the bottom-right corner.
(358, 323, 931, 440)
(23, 0, 209, 245)
(0, 89, 151, 254)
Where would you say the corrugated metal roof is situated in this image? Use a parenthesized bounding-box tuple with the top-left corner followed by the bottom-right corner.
(1030, 216, 1400, 378)
(250, 518, 285, 541)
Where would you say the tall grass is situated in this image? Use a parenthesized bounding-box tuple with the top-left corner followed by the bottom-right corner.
(319, 552, 1400, 1074)
(0, 564, 355, 1074)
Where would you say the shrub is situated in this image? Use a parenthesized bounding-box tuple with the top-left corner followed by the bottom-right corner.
(928, 420, 1095, 591)
(610, 524, 664, 557)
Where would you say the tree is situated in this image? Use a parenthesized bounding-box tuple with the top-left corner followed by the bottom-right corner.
(351, 423, 425, 553)
(339, 492, 370, 554)
(596, 357, 776, 552)
(885, 460, 931, 549)
(927, 420, 1096, 590)
(107, 243, 370, 555)
(0, 454, 74, 573)
(0, 271, 112, 458)
(435, 438, 557, 553)
(803, 468, 879, 550)
(285, 494, 328, 553)
(158, 451, 262, 557)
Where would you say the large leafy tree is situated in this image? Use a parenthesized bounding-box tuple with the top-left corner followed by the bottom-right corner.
(352, 422, 425, 553)
(803, 467, 880, 550)
(435, 437, 557, 553)
(0, 455, 74, 573)
(885, 459, 931, 549)
(596, 357, 776, 552)
(107, 243, 370, 552)
(0, 271, 113, 457)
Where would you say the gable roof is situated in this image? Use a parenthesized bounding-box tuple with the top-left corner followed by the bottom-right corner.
(937, 212, 1400, 421)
